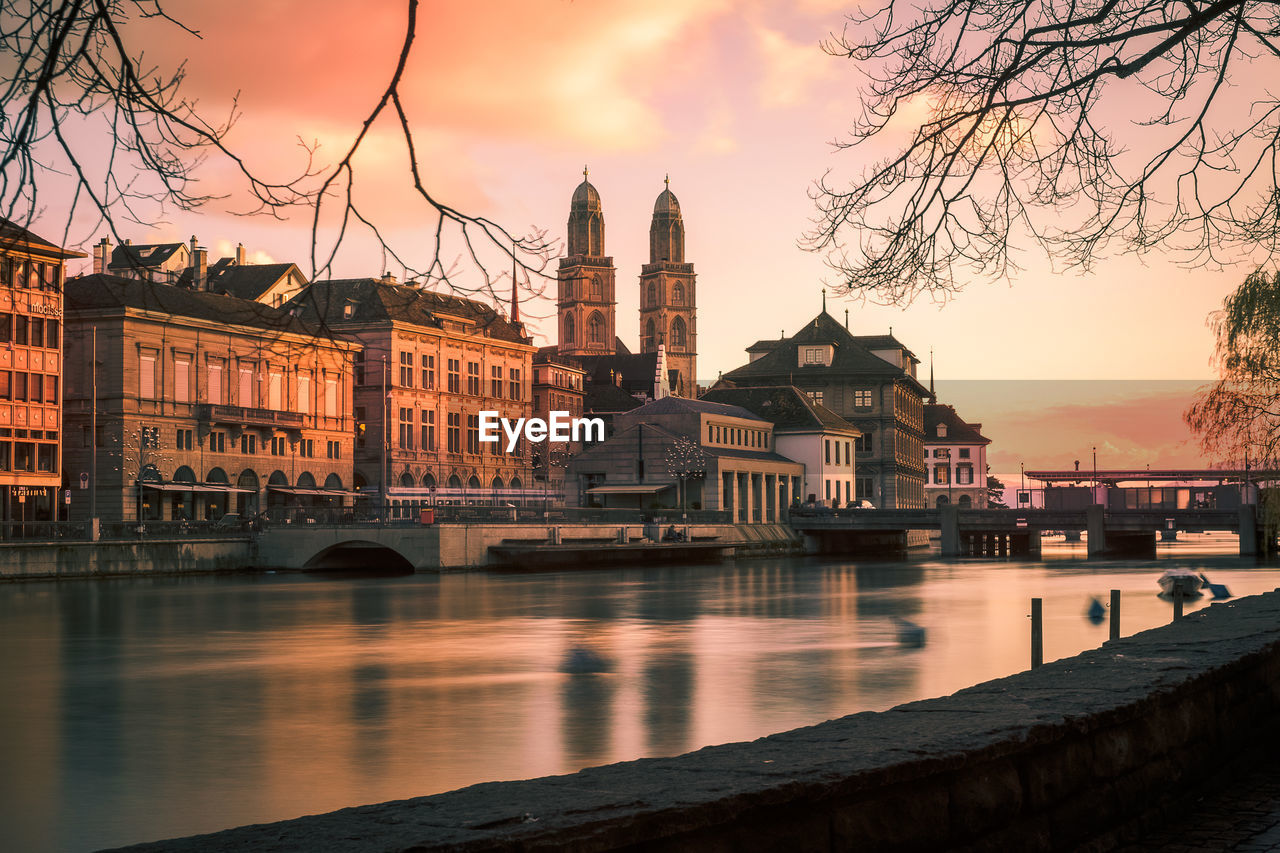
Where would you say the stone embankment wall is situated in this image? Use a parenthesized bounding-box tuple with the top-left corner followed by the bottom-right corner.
(0, 538, 251, 580)
(110, 590, 1280, 852)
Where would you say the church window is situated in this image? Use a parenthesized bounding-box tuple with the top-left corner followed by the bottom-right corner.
(671, 316, 687, 348)
(672, 281, 684, 305)
(645, 318, 655, 347)
(591, 275, 602, 300)
(588, 312, 604, 345)
(647, 281, 657, 307)
(564, 313, 576, 344)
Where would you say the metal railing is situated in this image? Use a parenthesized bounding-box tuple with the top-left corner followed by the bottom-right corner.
(257, 505, 733, 527)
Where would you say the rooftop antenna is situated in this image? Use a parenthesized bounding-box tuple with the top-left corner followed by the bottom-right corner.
(822, 287, 827, 314)
(844, 308, 849, 330)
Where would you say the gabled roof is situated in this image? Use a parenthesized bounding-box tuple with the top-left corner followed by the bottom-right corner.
(584, 382, 644, 414)
(701, 386, 860, 435)
(109, 242, 186, 269)
(746, 339, 783, 353)
(0, 219, 87, 259)
(65, 274, 320, 336)
(723, 311, 927, 393)
(206, 263, 304, 301)
(854, 333, 919, 363)
(287, 278, 529, 345)
(924, 403, 990, 445)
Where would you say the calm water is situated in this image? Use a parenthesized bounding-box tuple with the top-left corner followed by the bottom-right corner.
(2, 536, 1278, 852)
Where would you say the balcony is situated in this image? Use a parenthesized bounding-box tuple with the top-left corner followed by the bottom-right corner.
(196, 404, 305, 428)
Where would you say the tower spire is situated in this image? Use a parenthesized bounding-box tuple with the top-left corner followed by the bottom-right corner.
(510, 247, 520, 326)
(929, 348, 936, 403)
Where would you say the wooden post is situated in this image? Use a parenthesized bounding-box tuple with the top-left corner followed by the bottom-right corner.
(1031, 597, 1043, 669)
(1109, 589, 1120, 641)
(1173, 596, 1184, 621)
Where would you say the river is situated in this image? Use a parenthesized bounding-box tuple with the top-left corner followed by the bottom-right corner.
(2, 536, 1276, 852)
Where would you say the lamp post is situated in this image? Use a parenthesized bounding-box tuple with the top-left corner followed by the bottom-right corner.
(1020, 462, 1026, 507)
(1092, 446, 1098, 505)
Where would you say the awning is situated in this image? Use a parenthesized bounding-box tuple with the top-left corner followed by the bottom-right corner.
(586, 484, 671, 495)
(140, 482, 255, 494)
(266, 486, 354, 496)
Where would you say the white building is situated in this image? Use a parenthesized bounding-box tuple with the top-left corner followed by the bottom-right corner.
(924, 403, 990, 508)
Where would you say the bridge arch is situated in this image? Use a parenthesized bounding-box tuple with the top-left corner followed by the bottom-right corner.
(302, 540, 415, 573)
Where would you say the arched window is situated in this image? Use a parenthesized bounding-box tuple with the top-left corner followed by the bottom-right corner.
(447, 474, 462, 488)
(467, 475, 482, 489)
(491, 476, 504, 490)
(671, 316, 687, 349)
(205, 467, 229, 484)
(267, 470, 288, 487)
(958, 494, 972, 508)
(672, 281, 684, 305)
(590, 275, 602, 300)
(509, 476, 522, 490)
(645, 318, 655, 347)
(647, 281, 657, 307)
(297, 472, 316, 488)
(588, 311, 604, 345)
(324, 473, 344, 491)
(399, 471, 415, 487)
(563, 313, 576, 344)
(936, 495, 950, 507)
(173, 466, 196, 483)
(421, 472, 436, 489)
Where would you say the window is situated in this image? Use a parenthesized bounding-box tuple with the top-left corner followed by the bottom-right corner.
(563, 313, 575, 344)
(298, 374, 311, 414)
(422, 354, 435, 389)
(447, 412, 461, 453)
(647, 281, 657, 307)
(0, 371, 9, 400)
(844, 441, 850, 463)
(176, 429, 194, 451)
(957, 465, 974, 485)
(399, 351, 414, 387)
(45, 318, 58, 349)
(806, 390, 823, 406)
(588, 312, 604, 344)
(14, 315, 27, 346)
(240, 434, 256, 454)
(937, 423, 948, 438)
(508, 367, 521, 401)
(804, 347, 822, 364)
(209, 431, 226, 453)
(28, 374, 41, 403)
(207, 360, 223, 405)
(30, 318, 43, 349)
(959, 448, 971, 459)
(466, 414, 480, 454)
(299, 439, 314, 458)
(466, 361, 480, 395)
(856, 477, 873, 500)
(398, 407, 415, 449)
(855, 433, 872, 453)
(825, 439, 831, 464)
(325, 377, 338, 416)
(270, 436, 287, 456)
(0, 314, 10, 343)
(268, 371, 282, 410)
(421, 410, 435, 450)
(835, 441, 841, 465)
(354, 350, 365, 385)
(491, 365, 503, 398)
(327, 440, 341, 459)
(934, 465, 949, 485)
(447, 358, 460, 393)
(139, 351, 156, 399)
(591, 275, 603, 299)
(13, 372, 25, 402)
(36, 443, 54, 473)
(238, 365, 254, 407)
(853, 389, 872, 407)
(355, 407, 367, 448)
(672, 281, 684, 305)
(140, 425, 159, 449)
(670, 316, 686, 348)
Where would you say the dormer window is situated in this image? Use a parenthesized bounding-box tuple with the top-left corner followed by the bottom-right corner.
(799, 344, 834, 367)
(937, 424, 947, 438)
(343, 302, 355, 319)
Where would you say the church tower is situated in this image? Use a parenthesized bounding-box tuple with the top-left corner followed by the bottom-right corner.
(639, 177, 696, 395)
(558, 168, 616, 356)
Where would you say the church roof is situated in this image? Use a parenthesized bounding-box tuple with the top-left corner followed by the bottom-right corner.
(583, 381, 644, 414)
(701, 386, 860, 435)
(723, 311, 928, 393)
(653, 186, 681, 216)
(571, 176, 602, 210)
(924, 404, 990, 445)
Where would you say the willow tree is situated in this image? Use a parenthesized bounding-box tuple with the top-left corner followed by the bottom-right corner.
(811, 0, 1280, 304)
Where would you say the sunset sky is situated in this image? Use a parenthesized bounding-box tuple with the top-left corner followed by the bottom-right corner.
(46, 0, 1242, 472)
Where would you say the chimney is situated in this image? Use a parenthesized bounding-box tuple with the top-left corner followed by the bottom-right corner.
(380, 272, 397, 284)
(93, 236, 112, 274)
(236, 243, 247, 265)
(191, 240, 207, 290)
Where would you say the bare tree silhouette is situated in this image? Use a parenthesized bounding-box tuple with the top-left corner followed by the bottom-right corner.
(809, 0, 1280, 304)
(0, 0, 552, 304)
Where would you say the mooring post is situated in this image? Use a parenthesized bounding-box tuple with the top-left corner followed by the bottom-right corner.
(1031, 597, 1043, 669)
(1109, 589, 1121, 641)
(1173, 596, 1184, 621)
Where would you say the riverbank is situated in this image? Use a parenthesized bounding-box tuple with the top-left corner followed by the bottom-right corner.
(106, 588, 1280, 852)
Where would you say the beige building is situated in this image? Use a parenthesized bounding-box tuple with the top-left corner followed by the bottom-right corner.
(63, 274, 358, 523)
(287, 277, 534, 511)
(0, 220, 86, 523)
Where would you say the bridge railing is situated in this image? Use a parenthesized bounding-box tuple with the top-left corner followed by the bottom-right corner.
(259, 505, 734, 527)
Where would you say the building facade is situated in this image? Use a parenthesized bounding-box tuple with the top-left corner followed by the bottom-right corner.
(924, 403, 991, 508)
(531, 350, 586, 495)
(63, 274, 357, 523)
(638, 180, 697, 394)
(720, 310, 928, 509)
(0, 220, 86, 524)
(558, 170, 617, 358)
(289, 277, 534, 505)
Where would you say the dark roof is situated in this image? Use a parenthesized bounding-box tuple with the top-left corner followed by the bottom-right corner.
(746, 339, 783, 353)
(701, 386, 860, 434)
(0, 219, 86, 259)
(572, 421, 795, 467)
(626, 395, 765, 422)
(65, 274, 320, 336)
(723, 311, 928, 394)
(854, 333, 918, 362)
(109, 242, 185, 270)
(924, 404, 990, 445)
(207, 263, 302, 300)
(584, 382, 644, 414)
(287, 279, 528, 345)
(573, 350, 679, 393)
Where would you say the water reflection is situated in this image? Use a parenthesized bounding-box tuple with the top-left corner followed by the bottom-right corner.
(1, 544, 1278, 852)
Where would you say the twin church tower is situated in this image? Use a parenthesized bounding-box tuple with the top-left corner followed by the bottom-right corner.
(556, 169, 697, 395)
